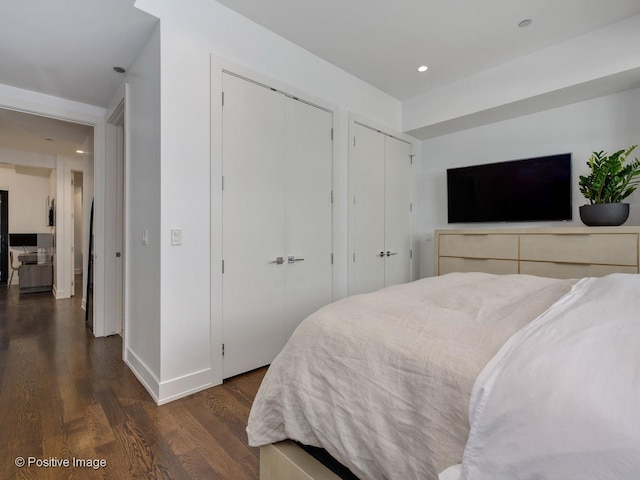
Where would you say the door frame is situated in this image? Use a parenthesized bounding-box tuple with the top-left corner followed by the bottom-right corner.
(0, 87, 109, 337)
(106, 96, 126, 340)
(210, 55, 340, 387)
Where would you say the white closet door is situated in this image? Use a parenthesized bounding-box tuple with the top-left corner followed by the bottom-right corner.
(222, 73, 287, 378)
(349, 123, 385, 295)
(283, 97, 333, 339)
(384, 135, 412, 286)
(222, 73, 333, 378)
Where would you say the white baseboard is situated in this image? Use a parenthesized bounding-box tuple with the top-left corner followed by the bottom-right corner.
(157, 368, 217, 405)
(125, 347, 161, 403)
(125, 348, 219, 405)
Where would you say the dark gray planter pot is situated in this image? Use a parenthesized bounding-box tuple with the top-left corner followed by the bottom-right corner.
(579, 203, 630, 226)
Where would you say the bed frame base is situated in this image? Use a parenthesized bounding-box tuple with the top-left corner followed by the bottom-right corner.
(260, 441, 341, 480)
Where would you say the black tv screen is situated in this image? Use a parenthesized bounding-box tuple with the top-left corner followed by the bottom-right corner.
(447, 153, 572, 223)
(9, 233, 38, 247)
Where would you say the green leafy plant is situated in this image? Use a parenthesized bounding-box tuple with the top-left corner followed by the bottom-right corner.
(578, 145, 640, 204)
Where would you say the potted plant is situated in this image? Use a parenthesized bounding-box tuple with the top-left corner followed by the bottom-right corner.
(578, 145, 640, 226)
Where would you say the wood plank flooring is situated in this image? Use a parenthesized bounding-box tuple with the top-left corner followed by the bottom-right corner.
(0, 281, 267, 480)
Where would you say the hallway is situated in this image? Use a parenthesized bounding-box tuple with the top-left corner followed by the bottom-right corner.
(0, 285, 265, 479)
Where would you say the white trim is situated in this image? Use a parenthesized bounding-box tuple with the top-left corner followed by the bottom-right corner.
(125, 347, 160, 403)
(157, 368, 215, 405)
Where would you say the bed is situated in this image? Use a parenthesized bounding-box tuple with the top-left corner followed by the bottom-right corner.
(247, 272, 640, 480)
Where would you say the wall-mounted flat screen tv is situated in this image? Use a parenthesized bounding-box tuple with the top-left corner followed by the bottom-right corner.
(9, 233, 38, 247)
(447, 153, 572, 223)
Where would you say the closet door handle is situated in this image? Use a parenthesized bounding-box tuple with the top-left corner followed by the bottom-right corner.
(378, 251, 385, 257)
(386, 251, 398, 256)
(269, 256, 285, 265)
(288, 256, 305, 264)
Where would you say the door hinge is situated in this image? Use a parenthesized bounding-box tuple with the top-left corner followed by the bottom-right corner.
(330, 190, 334, 204)
(222, 176, 225, 191)
(353, 136, 356, 147)
(410, 249, 413, 259)
(222, 91, 225, 107)
(331, 253, 334, 265)
(331, 128, 334, 140)
(222, 343, 225, 356)
(222, 260, 225, 274)
(410, 154, 415, 165)
(353, 252, 356, 263)
(410, 202, 413, 212)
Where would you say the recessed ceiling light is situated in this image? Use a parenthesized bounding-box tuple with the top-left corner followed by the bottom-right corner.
(518, 19, 532, 28)
(76, 150, 84, 154)
(113, 66, 126, 73)
(417, 65, 429, 73)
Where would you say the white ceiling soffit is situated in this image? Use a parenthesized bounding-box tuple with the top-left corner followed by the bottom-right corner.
(407, 67, 640, 140)
(214, 0, 640, 101)
(0, 0, 158, 108)
(14, 165, 52, 177)
(0, 108, 93, 158)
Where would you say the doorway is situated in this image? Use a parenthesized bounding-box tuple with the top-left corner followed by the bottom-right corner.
(0, 108, 93, 302)
(106, 100, 126, 337)
(72, 172, 83, 296)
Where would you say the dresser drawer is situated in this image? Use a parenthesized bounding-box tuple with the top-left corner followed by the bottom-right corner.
(519, 234, 638, 266)
(439, 257, 519, 275)
(439, 234, 518, 260)
(520, 261, 638, 279)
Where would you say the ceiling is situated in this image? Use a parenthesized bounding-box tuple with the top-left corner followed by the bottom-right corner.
(215, 0, 640, 101)
(0, 108, 93, 160)
(1, 0, 640, 158)
(0, 0, 157, 161)
(0, 0, 158, 108)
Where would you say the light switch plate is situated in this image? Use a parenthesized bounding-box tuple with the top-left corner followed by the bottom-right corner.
(171, 228, 182, 246)
(141, 229, 148, 245)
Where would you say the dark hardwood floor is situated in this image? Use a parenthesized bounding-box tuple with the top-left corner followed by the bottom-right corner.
(0, 280, 267, 480)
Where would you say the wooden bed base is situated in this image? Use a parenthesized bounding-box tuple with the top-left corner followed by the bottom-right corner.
(260, 441, 341, 480)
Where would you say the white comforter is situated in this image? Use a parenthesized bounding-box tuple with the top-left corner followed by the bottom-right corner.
(444, 273, 640, 480)
(247, 272, 576, 480)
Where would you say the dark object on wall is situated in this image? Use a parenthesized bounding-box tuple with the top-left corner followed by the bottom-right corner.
(579, 203, 630, 226)
(447, 153, 572, 223)
(9, 233, 38, 247)
(46, 196, 55, 226)
(86, 200, 94, 331)
(0, 190, 8, 284)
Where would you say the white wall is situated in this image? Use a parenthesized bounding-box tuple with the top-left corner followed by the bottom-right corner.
(123, 22, 162, 399)
(0, 166, 52, 233)
(53, 155, 83, 299)
(417, 86, 640, 278)
(130, 0, 402, 403)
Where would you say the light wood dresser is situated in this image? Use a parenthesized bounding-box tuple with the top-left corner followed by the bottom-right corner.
(435, 227, 640, 278)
